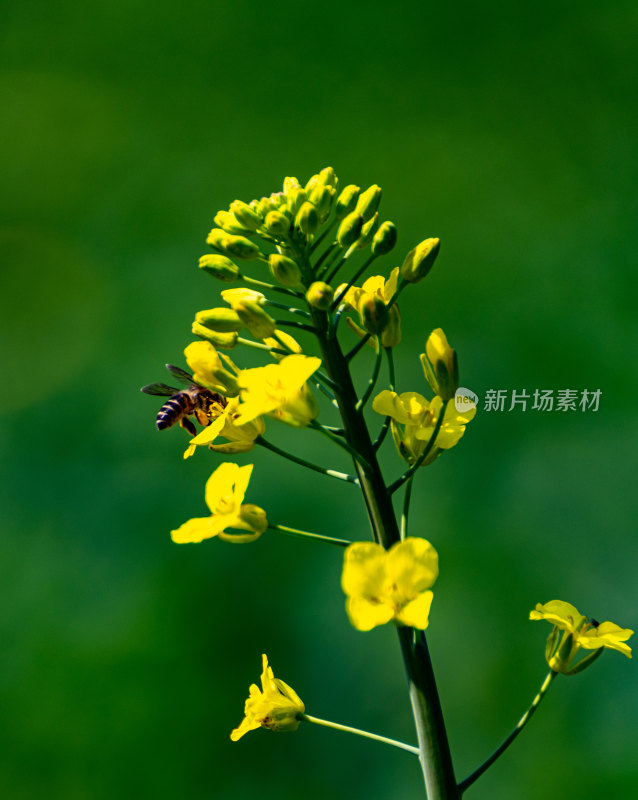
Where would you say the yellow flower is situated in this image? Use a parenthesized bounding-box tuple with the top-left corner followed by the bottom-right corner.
(235, 354, 321, 427)
(230, 654, 305, 741)
(530, 600, 633, 673)
(341, 538, 439, 631)
(336, 267, 401, 347)
(184, 341, 240, 395)
(262, 329, 303, 360)
(171, 463, 267, 544)
(183, 397, 265, 459)
(420, 328, 459, 401)
(372, 391, 475, 465)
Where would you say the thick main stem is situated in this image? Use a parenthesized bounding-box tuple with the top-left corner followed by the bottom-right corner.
(310, 307, 459, 800)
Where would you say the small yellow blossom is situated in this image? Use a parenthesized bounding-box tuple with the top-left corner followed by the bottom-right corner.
(530, 600, 634, 673)
(262, 329, 303, 360)
(184, 397, 265, 458)
(336, 267, 401, 347)
(235, 354, 321, 427)
(341, 538, 439, 631)
(171, 463, 267, 544)
(230, 654, 305, 741)
(372, 391, 474, 465)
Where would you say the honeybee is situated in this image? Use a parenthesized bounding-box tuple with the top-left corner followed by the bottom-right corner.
(141, 364, 227, 437)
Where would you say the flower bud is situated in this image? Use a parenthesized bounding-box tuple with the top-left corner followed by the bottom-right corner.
(206, 227, 230, 250)
(335, 185, 360, 219)
(198, 254, 241, 282)
(287, 186, 307, 216)
(309, 185, 335, 223)
(264, 210, 291, 237)
(355, 212, 379, 250)
(221, 234, 263, 261)
(421, 328, 459, 401)
(283, 176, 301, 195)
(195, 307, 244, 333)
(360, 295, 390, 335)
(269, 254, 302, 287)
(305, 281, 334, 310)
(295, 201, 319, 237)
(381, 306, 401, 348)
(400, 238, 440, 283)
(319, 166, 338, 188)
(355, 185, 382, 222)
(192, 322, 239, 349)
(214, 210, 252, 235)
(229, 200, 263, 231)
(235, 300, 277, 339)
(337, 212, 364, 248)
(371, 221, 397, 256)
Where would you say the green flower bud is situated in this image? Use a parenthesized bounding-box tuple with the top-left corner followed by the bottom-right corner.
(337, 211, 364, 248)
(319, 166, 338, 188)
(295, 201, 319, 237)
(269, 254, 302, 287)
(371, 221, 397, 256)
(381, 306, 401, 348)
(335, 185, 360, 219)
(400, 238, 440, 283)
(198, 254, 241, 282)
(304, 173, 323, 192)
(221, 234, 263, 261)
(305, 281, 334, 310)
(309, 185, 335, 223)
(283, 176, 301, 195)
(192, 322, 239, 350)
(355, 212, 379, 250)
(287, 186, 307, 216)
(214, 210, 252, 235)
(264, 210, 291, 236)
(355, 185, 382, 222)
(360, 295, 389, 336)
(235, 300, 276, 339)
(229, 200, 263, 231)
(195, 308, 244, 333)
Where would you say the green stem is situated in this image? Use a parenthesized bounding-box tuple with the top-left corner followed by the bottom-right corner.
(268, 523, 351, 547)
(331, 254, 378, 309)
(346, 332, 372, 360)
(242, 275, 304, 298)
(356, 338, 383, 411)
(300, 714, 420, 756)
(265, 299, 311, 318)
(237, 337, 288, 357)
(273, 319, 317, 333)
(458, 671, 557, 794)
(309, 419, 372, 471)
(308, 304, 459, 800)
(256, 436, 359, 485)
(400, 476, 414, 540)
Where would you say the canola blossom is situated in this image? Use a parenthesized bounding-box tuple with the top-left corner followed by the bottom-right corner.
(530, 600, 633, 672)
(342, 538, 439, 631)
(235, 354, 321, 427)
(230, 654, 305, 741)
(171, 462, 267, 544)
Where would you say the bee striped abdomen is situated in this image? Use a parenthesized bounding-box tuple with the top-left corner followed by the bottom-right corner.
(156, 392, 194, 430)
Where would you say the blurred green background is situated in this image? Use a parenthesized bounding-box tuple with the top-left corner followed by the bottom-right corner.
(1, 1, 637, 798)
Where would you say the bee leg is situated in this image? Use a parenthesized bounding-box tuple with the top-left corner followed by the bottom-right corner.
(195, 408, 211, 427)
(180, 417, 197, 437)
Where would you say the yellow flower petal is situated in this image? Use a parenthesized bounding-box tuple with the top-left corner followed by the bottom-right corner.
(386, 538, 439, 595)
(396, 590, 434, 629)
(346, 596, 395, 631)
(529, 600, 585, 633)
(171, 516, 220, 544)
(341, 542, 387, 597)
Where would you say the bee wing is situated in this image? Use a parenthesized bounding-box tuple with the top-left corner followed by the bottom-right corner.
(165, 364, 195, 386)
(140, 382, 180, 396)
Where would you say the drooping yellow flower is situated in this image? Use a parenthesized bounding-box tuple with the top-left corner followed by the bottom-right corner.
(183, 397, 265, 459)
(341, 538, 439, 631)
(372, 391, 475, 465)
(171, 463, 267, 544)
(336, 267, 401, 347)
(235, 354, 321, 427)
(230, 654, 305, 741)
(530, 600, 633, 673)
